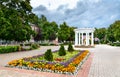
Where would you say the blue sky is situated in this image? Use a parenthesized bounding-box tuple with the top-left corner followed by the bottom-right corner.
(30, 0, 120, 28)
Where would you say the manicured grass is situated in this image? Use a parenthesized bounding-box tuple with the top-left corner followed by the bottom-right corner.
(31, 50, 80, 62)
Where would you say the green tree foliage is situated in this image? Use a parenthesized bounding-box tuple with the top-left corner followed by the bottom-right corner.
(68, 42, 74, 52)
(0, 0, 35, 42)
(44, 49, 53, 61)
(36, 15, 58, 41)
(67, 27, 76, 42)
(49, 22, 58, 41)
(107, 20, 120, 42)
(106, 28, 115, 43)
(33, 15, 75, 42)
(35, 15, 47, 41)
(29, 14, 39, 25)
(58, 45, 66, 56)
(58, 22, 70, 42)
(42, 21, 58, 41)
(30, 43, 39, 49)
(94, 28, 107, 43)
(94, 20, 120, 43)
(33, 27, 41, 41)
(38, 15, 47, 29)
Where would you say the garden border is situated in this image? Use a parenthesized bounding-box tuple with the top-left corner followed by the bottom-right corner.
(0, 52, 94, 77)
(6, 51, 90, 76)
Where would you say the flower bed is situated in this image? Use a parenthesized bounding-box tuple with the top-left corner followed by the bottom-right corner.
(7, 50, 90, 75)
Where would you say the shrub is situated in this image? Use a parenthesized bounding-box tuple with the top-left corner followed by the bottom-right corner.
(0, 46, 20, 54)
(68, 42, 74, 52)
(17, 46, 22, 51)
(109, 42, 120, 46)
(58, 45, 66, 56)
(30, 43, 39, 49)
(44, 49, 53, 61)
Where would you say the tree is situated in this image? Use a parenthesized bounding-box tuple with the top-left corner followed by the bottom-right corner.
(68, 42, 74, 52)
(29, 14, 39, 25)
(94, 28, 107, 43)
(42, 21, 58, 41)
(38, 15, 47, 29)
(107, 20, 120, 42)
(44, 49, 53, 61)
(37, 15, 48, 41)
(34, 27, 42, 41)
(48, 21, 58, 41)
(58, 22, 70, 42)
(67, 27, 76, 42)
(58, 45, 66, 56)
(0, 0, 35, 42)
(37, 15, 58, 41)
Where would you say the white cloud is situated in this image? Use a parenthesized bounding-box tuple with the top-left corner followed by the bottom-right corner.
(30, 0, 79, 10)
(31, 0, 120, 28)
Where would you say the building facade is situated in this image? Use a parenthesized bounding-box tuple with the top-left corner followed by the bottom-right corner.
(74, 28, 95, 47)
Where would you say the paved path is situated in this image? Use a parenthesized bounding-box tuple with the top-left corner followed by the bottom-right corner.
(0, 45, 120, 77)
(0, 46, 60, 66)
(0, 53, 93, 77)
(88, 45, 120, 77)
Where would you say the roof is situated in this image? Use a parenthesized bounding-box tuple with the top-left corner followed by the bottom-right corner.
(74, 28, 95, 33)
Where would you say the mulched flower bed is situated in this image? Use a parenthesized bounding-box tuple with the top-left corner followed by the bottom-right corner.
(6, 50, 90, 75)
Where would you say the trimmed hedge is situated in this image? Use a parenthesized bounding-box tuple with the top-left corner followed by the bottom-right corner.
(44, 49, 53, 61)
(0, 46, 21, 54)
(109, 42, 120, 46)
(39, 43, 56, 46)
(20, 43, 40, 51)
(68, 42, 74, 52)
(0, 43, 40, 54)
(30, 43, 40, 49)
(58, 45, 66, 56)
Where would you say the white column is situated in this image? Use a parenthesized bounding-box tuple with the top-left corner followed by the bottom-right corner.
(79, 32, 81, 45)
(88, 33, 90, 45)
(82, 33, 83, 45)
(86, 32, 89, 46)
(85, 33, 87, 46)
(91, 32, 94, 46)
(78, 32, 79, 45)
(75, 32, 78, 45)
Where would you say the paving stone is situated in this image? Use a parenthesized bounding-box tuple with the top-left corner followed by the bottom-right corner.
(1, 45, 119, 77)
(88, 45, 120, 77)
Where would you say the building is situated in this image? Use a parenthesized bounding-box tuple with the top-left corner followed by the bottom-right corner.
(74, 28, 95, 47)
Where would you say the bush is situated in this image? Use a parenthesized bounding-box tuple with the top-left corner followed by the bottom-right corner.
(30, 43, 40, 49)
(39, 43, 56, 46)
(68, 42, 74, 52)
(17, 46, 22, 51)
(0, 46, 20, 54)
(39, 43, 49, 46)
(109, 42, 120, 46)
(44, 49, 53, 61)
(58, 45, 66, 56)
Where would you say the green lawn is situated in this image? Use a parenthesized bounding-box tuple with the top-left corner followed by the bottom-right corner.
(31, 50, 80, 62)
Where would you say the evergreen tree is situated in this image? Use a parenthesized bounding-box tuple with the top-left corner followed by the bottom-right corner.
(58, 45, 66, 56)
(68, 42, 74, 52)
(44, 49, 53, 61)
